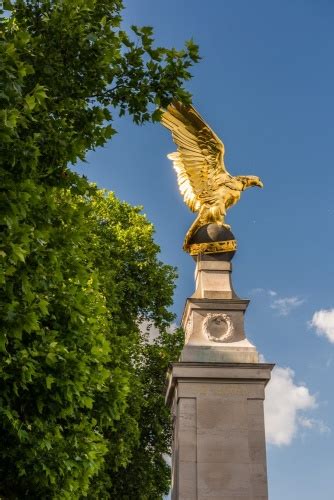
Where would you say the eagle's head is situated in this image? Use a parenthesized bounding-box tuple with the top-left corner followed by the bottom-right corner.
(237, 175, 264, 190)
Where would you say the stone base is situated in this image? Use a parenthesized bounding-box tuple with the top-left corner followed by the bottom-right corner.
(166, 362, 274, 500)
(180, 342, 259, 363)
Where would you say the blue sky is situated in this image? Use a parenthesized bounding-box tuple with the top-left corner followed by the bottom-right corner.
(75, 1, 334, 498)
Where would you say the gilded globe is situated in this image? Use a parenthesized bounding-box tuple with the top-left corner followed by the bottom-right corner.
(189, 223, 236, 261)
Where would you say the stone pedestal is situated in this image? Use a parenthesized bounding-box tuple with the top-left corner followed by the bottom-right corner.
(166, 362, 273, 500)
(166, 256, 273, 499)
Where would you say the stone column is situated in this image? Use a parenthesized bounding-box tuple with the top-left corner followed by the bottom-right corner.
(166, 256, 273, 500)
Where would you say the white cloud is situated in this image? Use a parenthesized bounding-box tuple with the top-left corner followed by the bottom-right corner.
(250, 288, 304, 316)
(265, 366, 317, 446)
(310, 309, 334, 343)
(298, 416, 330, 434)
(270, 296, 305, 316)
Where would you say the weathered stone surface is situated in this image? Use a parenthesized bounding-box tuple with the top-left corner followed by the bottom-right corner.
(197, 398, 248, 432)
(175, 461, 197, 500)
(180, 345, 258, 363)
(168, 252, 273, 499)
(197, 462, 251, 497)
(178, 398, 197, 463)
(197, 430, 250, 464)
(167, 363, 273, 499)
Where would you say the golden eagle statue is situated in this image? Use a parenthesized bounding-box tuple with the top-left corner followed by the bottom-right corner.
(161, 101, 263, 255)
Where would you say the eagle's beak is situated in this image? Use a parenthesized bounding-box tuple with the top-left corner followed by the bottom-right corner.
(247, 176, 263, 188)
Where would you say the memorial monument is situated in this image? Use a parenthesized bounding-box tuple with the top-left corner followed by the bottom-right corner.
(161, 102, 274, 500)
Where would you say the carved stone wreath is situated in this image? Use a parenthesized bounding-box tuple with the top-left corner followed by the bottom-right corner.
(202, 313, 234, 343)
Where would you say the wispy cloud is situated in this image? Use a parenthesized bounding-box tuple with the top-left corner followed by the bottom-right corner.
(251, 287, 266, 294)
(271, 296, 305, 316)
(264, 365, 322, 446)
(298, 416, 330, 435)
(251, 288, 304, 316)
(310, 308, 334, 343)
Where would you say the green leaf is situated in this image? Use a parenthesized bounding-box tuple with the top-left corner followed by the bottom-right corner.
(82, 396, 94, 409)
(10, 244, 26, 262)
(38, 299, 49, 315)
(24, 95, 36, 111)
(46, 376, 54, 390)
(4, 110, 20, 129)
(152, 108, 162, 122)
(0, 334, 7, 352)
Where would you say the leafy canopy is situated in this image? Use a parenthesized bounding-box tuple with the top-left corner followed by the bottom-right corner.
(0, 0, 197, 497)
(2, 0, 199, 173)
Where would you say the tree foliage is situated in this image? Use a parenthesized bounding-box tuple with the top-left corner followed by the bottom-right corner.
(85, 192, 184, 499)
(0, 0, 198, 497)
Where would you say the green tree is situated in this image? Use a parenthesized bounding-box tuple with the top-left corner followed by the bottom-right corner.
(85, 191, 184, 499)
(0, 0, 197, 497)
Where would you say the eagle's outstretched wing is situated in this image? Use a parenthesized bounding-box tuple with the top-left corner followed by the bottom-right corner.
(161, 102, 228, 212)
